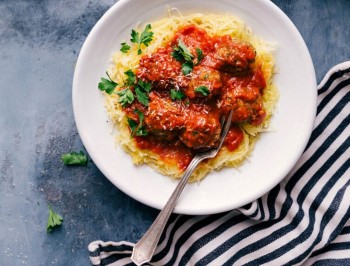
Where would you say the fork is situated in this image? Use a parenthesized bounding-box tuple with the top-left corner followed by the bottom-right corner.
(131, 110, 233, 266)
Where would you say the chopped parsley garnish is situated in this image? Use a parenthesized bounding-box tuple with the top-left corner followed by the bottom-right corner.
(47, 205, 63, 233)
(171, 39, 204, 75)
(181, 61, 194, 75)
(195, 48, 204, 65)
(128, 109, 148, 136)
(124, 69, 136, 85)
(135, 87, 149, 106)
(116, 88, 135, 106)
(195, 86, 210, 96)
(115, 70, 152, 107)
(120, 42, 131, 53)
(131, 24, 154, 55)
(61, 151, 88, 165)
(172, 39, 194, 62)
(170, 89, 185, 101)
(98, 72, 118, 94)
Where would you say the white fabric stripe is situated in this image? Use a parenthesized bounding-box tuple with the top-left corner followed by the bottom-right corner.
(171, 211, 240, 266)
(220, 126, 349, 265)
(156, 215, 209, 265)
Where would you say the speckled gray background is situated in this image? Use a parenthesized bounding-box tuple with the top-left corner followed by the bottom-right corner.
(0, 0, 349, 265)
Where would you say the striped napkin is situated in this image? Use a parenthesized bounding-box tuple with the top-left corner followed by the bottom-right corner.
(88, 62, 350, 266)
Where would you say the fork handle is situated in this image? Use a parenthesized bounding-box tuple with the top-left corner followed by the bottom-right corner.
(131, 156, 202, 266)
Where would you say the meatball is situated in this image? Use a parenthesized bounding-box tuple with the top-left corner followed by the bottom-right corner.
(220, 68, 266, 125)
(180, 104, 221, 149)
(144, 91, 186, 140)
(183, 66, 222, 99)
(202, 35, 256, 73)
(170, 25, 213, 56)
(137, 47, 189, 90)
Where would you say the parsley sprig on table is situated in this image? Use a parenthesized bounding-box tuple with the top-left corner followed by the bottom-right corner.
(171, 39, 204, 75)
(120, 24, 154, 55)
(61, 151, 88, 165)
(47, 205, 63, 233)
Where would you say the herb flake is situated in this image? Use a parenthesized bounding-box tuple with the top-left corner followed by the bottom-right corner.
(170, 89, 185, 101)
(98, 72, 118, 95)
(195, 86, 210, 96)
(61, 151, 88, 165)
(47, 205, 63, 233)
(131, 24, 154, 55)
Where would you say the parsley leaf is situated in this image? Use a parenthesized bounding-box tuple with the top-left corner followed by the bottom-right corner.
(120, 42, 131, 53)
(182, 61, 194, 75)
(172, 39, 194, 62)
(98, 72, 118, 94)
(137, 80, 152, 93)
(124, 69, 136, 85)
(170, 89, 185, 101)
(47, 205, 63, 233)
(135, 80, 152, 106)
(195, 86, 210, 96)
(127, 109, 148, 136)
(131, 24, 154, 55)
(116, 88, 135, 107)
(61, 151, 88, 165)
(171, 39, 198, 75)
(135, 87, 149, 106)
(196, 48, 204, 65)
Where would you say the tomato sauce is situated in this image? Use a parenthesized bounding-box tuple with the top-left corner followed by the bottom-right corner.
(126, 25, 267, 170)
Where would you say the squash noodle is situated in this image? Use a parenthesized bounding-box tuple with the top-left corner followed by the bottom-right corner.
(104, 12, 278, 183)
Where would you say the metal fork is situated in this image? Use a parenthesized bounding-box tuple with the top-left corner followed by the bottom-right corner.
(131, 110, 233, 266)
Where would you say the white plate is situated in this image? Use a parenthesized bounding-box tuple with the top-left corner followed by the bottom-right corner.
(73, 0, 317, 215)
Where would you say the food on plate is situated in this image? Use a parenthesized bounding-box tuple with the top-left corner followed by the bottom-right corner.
(98, 13, 278, 182)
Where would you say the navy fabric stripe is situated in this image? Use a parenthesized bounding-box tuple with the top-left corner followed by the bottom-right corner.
(340, 226, 350, 235)
(257, 198, 265, 220)
(318, 66, 350, 94)
(100, 253, 129, 266)
(179, 213, 247, 266)
(313, 259, 350, 266)
(99, 244, 133, 253)
(267, 184, 281, 220)
(89, 249, 100, 257)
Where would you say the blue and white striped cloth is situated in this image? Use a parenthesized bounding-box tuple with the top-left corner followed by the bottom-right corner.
(88, 62, 350, 265)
